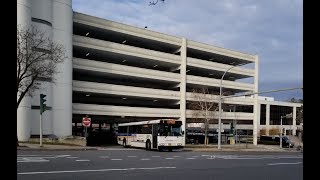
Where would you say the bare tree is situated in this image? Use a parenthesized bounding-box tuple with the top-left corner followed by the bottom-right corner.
(149, 0, 165, 5)
(296, 105, 303, 124)
(189, 88, 218, 145)
(17, 26, 66, 145)
(17, 26, 66, 109)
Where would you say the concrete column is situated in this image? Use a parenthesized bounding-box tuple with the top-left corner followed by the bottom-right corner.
(51, 0, 73, 137)
(29, 0, 54, 136)
(292, 106, 297, 135)
(17, 0, 32, 141)
(266, 104, 270, 136)
(180, 38, 187, 146)
(253, 55, 259, 145)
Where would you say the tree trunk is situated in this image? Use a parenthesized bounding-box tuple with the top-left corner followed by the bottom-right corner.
(204, 120, 208, 145)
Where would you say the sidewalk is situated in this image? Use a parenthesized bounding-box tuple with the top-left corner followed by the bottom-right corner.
(17, 142, 300, 152)
(184, 144, 298, 152)
(17, 142, 98, 151)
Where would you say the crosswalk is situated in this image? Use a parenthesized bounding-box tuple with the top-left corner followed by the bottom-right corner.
(17, 155, 70, 163)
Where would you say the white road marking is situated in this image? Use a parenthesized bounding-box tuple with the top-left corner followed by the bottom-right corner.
(18, 167, 177, 175)
(268, 162, 302, 166)
(111, 159, 123, 161)
(98, 148, 141, 151)
(18, 159, 49, 163)
(187, 158, 196, 159)
(128, 156, 137, 157)
(17, 155, 69, 157)
(165, 158, 174, 159)
(17, 155, 71, 163)
(17, 155, 70, 159)
(152, 156, 160, 157)
(192, 156, 199, 158)
(100, 156, 109, 158)
(18, 157, 50, 163)
(141, 158, 150, 160)
(173, 156, 180, 157)
(76, 160, 90, 162)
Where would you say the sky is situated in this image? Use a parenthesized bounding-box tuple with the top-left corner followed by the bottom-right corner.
(72, 0, 303, 101)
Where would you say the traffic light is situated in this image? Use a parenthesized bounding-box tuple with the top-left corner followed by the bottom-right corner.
(40, 94, 47, 114)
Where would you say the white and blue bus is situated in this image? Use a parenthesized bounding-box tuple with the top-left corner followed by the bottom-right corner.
(117, 119, 184, 151)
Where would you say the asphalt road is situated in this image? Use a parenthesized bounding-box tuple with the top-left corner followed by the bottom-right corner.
(17, 148, 303, 180)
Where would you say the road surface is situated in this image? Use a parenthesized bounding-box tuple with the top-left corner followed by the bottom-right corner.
(17, 148, 303, 180)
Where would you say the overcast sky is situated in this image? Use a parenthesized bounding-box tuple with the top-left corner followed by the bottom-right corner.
(73, 0, 303, 101)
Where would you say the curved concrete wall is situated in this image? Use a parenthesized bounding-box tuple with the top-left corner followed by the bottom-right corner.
(51, 0, 73, 137)
(17, 0, 32, 141)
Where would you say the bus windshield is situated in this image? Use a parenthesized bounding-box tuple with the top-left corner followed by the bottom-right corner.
(159, 123, 182, 136)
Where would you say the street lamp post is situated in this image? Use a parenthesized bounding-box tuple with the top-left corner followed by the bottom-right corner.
(218, 66, 238, 150)
(280, 113, 293, 148)
(280, 116, 283, 148)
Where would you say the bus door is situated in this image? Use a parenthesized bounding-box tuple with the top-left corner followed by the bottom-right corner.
(152, 124, 158, 148)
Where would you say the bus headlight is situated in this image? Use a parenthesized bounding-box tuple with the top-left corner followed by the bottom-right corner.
(177, 143, 182, 146)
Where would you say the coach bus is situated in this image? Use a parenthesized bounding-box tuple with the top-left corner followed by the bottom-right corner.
(117, 119, 184, 151)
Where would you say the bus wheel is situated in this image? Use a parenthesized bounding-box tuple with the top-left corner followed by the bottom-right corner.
(123, 139, 127, 148)
(146, 140, 151, 150)
(168, 148, 173, 152)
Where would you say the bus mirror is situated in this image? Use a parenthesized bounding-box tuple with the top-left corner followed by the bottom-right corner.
(182, 131, 185, 135)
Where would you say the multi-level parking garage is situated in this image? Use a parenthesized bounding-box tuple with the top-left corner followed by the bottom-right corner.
(17, 1, 301, 145)
(71, 12, 259, 144)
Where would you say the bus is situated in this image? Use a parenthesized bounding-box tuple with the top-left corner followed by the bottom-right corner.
(117, 119, 184, 151)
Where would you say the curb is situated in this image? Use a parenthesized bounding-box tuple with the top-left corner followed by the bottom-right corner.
(17, 146, 98, 151)
(184, 149, 300, 153)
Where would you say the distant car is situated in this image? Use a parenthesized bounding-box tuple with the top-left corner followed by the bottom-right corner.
(274, 136, 294, 148)
(259, 135, 294, 148)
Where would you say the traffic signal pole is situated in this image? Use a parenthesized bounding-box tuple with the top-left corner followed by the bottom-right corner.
(40, 94, 47, 147)
(40, 113, 43, 147)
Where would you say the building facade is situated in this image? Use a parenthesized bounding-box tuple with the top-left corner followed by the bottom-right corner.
(17, 0, 301, 145)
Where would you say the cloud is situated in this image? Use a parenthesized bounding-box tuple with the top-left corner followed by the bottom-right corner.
(72, 0, 303, 100)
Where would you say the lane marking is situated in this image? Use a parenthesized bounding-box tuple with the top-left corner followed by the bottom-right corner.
(100, 156, 109, 158)
(165, 158, 174, 159)
(187, 158, 196, 159)
(192, 156, 199, 158)
(128, 156, 137, 157)
(268, 162, 302, 166)
(17, 155, 70, 159)
(111, 159, 123, 161)
(17, 155, 70, 157)
(18, 160, 49, 163)
(18, 167, 177, 175)
(173, 156, 180, 157)
(76, 160, 90, 162)
(98, 148, 141, 151)
(141, 159, 150, 160)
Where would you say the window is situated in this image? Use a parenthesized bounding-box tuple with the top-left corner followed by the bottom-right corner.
(141, 124, 152, 134)
(270, 105, 293, 125)
(260, 104, 266, 125)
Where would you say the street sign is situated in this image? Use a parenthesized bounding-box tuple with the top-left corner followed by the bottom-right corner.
(82, 117, 91, 127)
